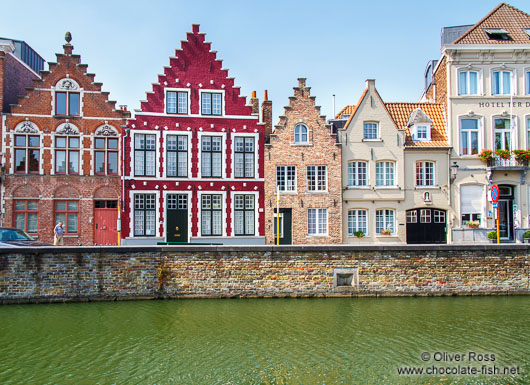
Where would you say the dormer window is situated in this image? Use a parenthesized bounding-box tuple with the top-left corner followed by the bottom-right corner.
(55, 78, 81, 116)
(525, 28, 530, 39)
(484, 28, 511, 41)
(201, 92, 222, 115)
(294, 124, 308, 144)
(413, 125, 431, 142)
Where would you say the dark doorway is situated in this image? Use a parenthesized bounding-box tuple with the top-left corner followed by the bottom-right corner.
(166, 194, 188, 243)
(406, 208, 447, 244)
(498, 185, 514, 241)
(273, 208, 292, 245)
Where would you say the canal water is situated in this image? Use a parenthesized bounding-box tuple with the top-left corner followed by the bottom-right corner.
(0, 296, 528, 384)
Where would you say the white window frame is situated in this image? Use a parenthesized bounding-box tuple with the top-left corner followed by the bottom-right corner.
(363, 122, 379, 140)
(199, 89, 225, 116)
(230, 191, 259, 237)
(348, 161, 368, 187)
(524, 68, 530, 95)
(459, 184, 485, 228)
(133, 132, 158, 177)
(412, 124, 431, 142)
(162, 131, 192, 178)
(416, 161, 435, 187)
(128, 190, 161, 238)
(165, 88, 191, 115)
(197, 191, 227, 237)
(375, 161, 395, 187)
(457, 69, 480, 96)
(197, 132, 226, 179)
(348, 209, 368, 236)
(306, 165, 327, 192)
(232, 133, 259, 179)
(307, 208, 328, 236)
(491, 68, 515, 96)
(458, 116, 482, 156)
(293, 123, 309, 144)
(492, 115, 516, 151)
(276, 165, 297, 193)
(375, 209, 396, 235)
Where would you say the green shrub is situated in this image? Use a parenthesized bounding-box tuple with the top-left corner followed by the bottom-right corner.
(487, 231, 497, 240)
(353, 231, 364, 238)
(523, 230, 530, 239)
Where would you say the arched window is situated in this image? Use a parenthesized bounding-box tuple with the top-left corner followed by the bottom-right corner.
(55, 78, 81, 116)
(294, 124, 308, 144)
(94, 124, 119, 175)
(13, 121, 40, 174)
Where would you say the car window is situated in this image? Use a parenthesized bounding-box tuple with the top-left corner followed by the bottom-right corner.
(0, 229, 33, 242)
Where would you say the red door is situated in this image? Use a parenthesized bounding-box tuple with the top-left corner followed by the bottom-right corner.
(94, 201, 118, 245)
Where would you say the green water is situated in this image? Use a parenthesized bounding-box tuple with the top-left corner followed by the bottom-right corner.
(0, 297, 529, 384)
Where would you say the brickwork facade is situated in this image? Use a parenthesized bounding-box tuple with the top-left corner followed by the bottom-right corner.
(265, 78, 342, 244)
(122, 25, 265, 245)
(424, 57, 447, 106)
(0, 245, 528, 303)
(1, 37, 129, 245)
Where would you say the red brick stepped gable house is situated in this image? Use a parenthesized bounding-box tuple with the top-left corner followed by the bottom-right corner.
(1, 33, 129, 245)
(122, 24, 265, 245)
(265, 78, 342, 244)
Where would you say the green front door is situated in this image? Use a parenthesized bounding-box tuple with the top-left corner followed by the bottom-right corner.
(166, 194, 188, 243)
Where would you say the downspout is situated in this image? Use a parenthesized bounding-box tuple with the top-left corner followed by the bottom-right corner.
(119, 126, 130, 245)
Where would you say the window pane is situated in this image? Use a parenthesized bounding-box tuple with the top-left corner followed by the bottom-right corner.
(145, 135, 156, 150)
(135, 135, 145, 150)
(56, 137, 66, 148)
(56, 150, 66, 173)
(95, 152, 105, 173)
(502, 72, 511, 94)
(27, 213, 38, 233)
(469, 72, 478, 94)
(15, 135, 26, 147)
(15, 149, 26, 172)
(69, 151, 79, 174)
(493, 72, 500, 94)
(245, 211, 254, 235)
(28, 150, 39, 172)
(56, 201, 66, 211)
(108, 139, 118, 149)
(134, 210, 144, 236)
(15, 213, 25, 231)
(201, 93, 211, 114)
(178, 92, 188, 114)
(67, 213, 78, 233)
(95, 138, 105, 149)
(212, 93, 222, 115)
(56, 92, 67, 115)
(166, 91, 177, 113)
(235, 153, 244, 177)
(108, 152, 118, 174)
(202, 153, 211, 177)
(212, 153, 222, 177)
(145, 211, 156, 235)
(145, 151, 155, 176)
(29, 136, 40, 147)
(177, 152, 187, 177)
(68, 137, 79, 148)
(167, 152, 177, 176)
(69, 93, 80, 115)
(15, 201, 26, 210)
(68, 201, 78, 211)
(134, 151, 144, 175)
(28, 201, 38, 210)
(459, 72, 467, 95)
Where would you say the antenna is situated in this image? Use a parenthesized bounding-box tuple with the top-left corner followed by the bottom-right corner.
(332, 94, 336, 118)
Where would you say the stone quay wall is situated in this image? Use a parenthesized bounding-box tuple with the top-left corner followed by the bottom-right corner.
(0, 245, 528, 304)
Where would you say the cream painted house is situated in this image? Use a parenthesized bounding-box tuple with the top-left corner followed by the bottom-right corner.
(422, 3, 530, 242)
(340, 79, 450, 244)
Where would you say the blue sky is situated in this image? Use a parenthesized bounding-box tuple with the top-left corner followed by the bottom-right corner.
(2, 1, 529, 120)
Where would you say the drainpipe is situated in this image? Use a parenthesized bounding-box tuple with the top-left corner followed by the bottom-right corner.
(119, 126, 130, 245)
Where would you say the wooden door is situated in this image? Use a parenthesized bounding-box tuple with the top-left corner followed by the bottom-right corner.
(94, 201, 118, 245)
(166, 194, 188, 243)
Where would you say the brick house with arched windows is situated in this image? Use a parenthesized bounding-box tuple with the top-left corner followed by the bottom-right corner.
(0, 34, 129, 245)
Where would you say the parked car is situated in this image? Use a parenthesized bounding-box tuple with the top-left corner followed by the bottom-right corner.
(0, 228, 51, 247)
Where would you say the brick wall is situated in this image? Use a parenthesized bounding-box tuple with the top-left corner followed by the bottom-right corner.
(265, 78, 342, 244)
(2, 53, 39, 112)
(0, 245, 528, 303)
(2, 41, 128, 245)
(425, 57, 447, 106)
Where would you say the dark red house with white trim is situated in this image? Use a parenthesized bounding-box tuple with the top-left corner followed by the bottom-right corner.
(121, 24, 265, 245)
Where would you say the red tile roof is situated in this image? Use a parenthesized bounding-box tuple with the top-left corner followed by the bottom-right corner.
(335, 105, 356, 119)
(453, 3, 530, 45)
(385, 103, 448, 147)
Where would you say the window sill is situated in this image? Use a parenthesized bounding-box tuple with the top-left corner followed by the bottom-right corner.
(416, 185, 439, 189)
(306, 191, 328, 194)
(376, 234, 398, 238)
(63, 235, 79, 238)
(308, 234, 329, 237)
(279, 191, 298, 195)
(53, 115, 80, 119)
(345, 186, 370, 189)
(362, 139, 383, 142)
(374, 186, 399, 190)
(290, 143, 313, 147)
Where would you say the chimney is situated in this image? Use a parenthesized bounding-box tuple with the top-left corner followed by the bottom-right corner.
(261, 90, 272, 139)
(249, 90, 259, 115)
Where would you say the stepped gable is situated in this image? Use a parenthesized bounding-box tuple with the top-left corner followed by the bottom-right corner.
(139, 24, 252, 116)
(9, 40, 128, 119)
(272, 78, 333, 137)
(385, 102, 448, 147)
(452, 3, 530, 45)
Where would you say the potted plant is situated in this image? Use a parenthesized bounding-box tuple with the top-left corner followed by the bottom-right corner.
(523, 230, 530, 243)
(513, 150, 530, 166)
(487, 231, 497, 243)
(478, 149, 493, 163)
(353, 231, 364, 238)
(495, 149, 511, 160)
(381, 229, 392, 236)
(466, 220, 480, 229)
